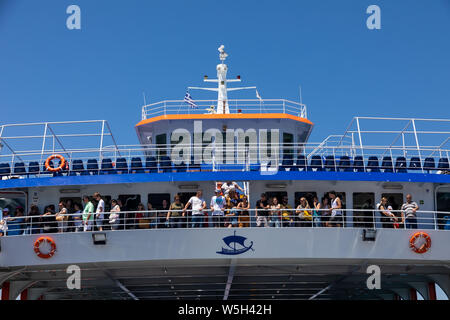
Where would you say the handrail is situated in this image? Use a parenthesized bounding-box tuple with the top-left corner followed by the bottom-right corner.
(141, 99, 308, 120)
(1, 208, 449, 236)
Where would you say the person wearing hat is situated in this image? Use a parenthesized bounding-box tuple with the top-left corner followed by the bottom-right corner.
(210, 189, 225, 228)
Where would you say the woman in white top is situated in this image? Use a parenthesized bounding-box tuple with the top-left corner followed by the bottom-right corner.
(269, 197, 281, 228)
(55, 201, 68, 233)
(378, 196, 397, 229)
(328, 191, 343, 227)
(109, 199, 121, 230)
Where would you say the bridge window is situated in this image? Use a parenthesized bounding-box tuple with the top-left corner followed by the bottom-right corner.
(283, 132, 294, 158)
(156, 133, 167, 158)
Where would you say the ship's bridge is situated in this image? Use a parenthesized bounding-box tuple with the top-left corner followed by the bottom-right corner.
(136, 45, 313, 151)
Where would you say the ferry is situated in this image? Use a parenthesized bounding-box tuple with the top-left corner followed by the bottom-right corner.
(0, 45, 449, 300)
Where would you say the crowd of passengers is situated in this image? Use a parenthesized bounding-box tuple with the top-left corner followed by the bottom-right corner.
(0, 181, 424, 235)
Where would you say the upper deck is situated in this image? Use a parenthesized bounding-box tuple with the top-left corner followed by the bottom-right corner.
(1, 117, 449, 189)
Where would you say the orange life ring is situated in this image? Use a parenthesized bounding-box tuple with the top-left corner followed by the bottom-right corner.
(45, 154, 66, 172)
(34, 236, 56, 259)
(409, 232, 431, 254)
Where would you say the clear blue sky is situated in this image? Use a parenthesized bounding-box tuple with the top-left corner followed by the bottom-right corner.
(0, 0, 449, 300)
(1, 0, 450, 146)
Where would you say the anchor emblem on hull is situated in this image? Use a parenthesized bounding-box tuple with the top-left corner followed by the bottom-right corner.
(216, 231, 254, 255)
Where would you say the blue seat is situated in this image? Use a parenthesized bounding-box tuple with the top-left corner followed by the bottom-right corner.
(408, 157, 422, 171)
(0, 163, 11, 176)
(324, 155, 336, 171)
(174, 161, 188, 172)
(14, 162, 27, 175)
(353, 156, 364, 172)
(338, 156, 352, 172)
(249, 163, 260, 171)
(28, 162, 40, 175)
(116, 158, 128, 174)
(43, 161, 54, 173)
(294, 154, 307, 171)
(145, 156, 157, 173)
(423, 157, 435, 173)
(159, 156, 173, 172)
(309, 155, 323, 171)
(41, 160, 62, 176)
(87, 159, 99, 175)
(438, 157, 449, 170)
(189, 156, 201, 171)
(395, 156, 408, 173)
(130, 157, 144, 174)
(70, 159, 85, 176)
(280, 157, 294, 171)
(381, 156, 394, 173)
(100, 158, 116, 175)
(367, 156, 380, 172)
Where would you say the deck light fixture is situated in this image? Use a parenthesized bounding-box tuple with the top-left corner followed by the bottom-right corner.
(92, 232, 107, 245)
(179, 184, 199, 190)
(266, 183, 287, 189)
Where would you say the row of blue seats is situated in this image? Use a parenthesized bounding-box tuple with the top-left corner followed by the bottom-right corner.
(0, 156, 199, 176)
(0, 155, 449, 176)
(280, 155, 450, 172)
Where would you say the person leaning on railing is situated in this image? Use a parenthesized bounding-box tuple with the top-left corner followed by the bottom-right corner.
(41, 205, 57, 233)
(158, 199, 169, 228)
(320, 197, 330, 227)
(136, 203, 150, 229)
(296, 197, 312, 227)
(378, 197, 398, 229)
(312, 196, 322, 228)
(237, 195, 250, 228)
(55, 201, 68, 233)
(109, 199, 121, 230)
(255, 193, 269, 227)
(183, 190, 206, 228)
(7, 207, 26, 236)
(281, 196, 293, 227)
(28, 205, 41, 234)
(167, 195, 184, 228)
(0, 208, 8, 236)
(269, 197, 281, 228)
(402, 194, 419, 229)
(328, 191, 344, 228)
(225, 190, 240, 228)
(210, 189, 225, 228)
(82, 196, 94, 232)
(72, 202, 83, 232)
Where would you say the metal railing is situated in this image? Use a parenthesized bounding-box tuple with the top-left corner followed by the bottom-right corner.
(141, 99, 308, 120)
(1, 143, 449, 179)
(1, 208, 449, 236)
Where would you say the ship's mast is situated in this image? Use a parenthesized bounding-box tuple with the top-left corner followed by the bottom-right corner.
(188, 45, 256, 114)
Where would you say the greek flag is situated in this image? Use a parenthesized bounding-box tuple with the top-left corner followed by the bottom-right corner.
(184, 91, 197, 108)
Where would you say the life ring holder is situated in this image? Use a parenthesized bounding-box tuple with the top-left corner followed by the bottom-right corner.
(409, 232, 431, 254)
(45, 154, 66, 172)
(34, 236, 56, 259)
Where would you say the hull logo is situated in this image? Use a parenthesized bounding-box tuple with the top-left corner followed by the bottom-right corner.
(216, 231, 254, 255)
